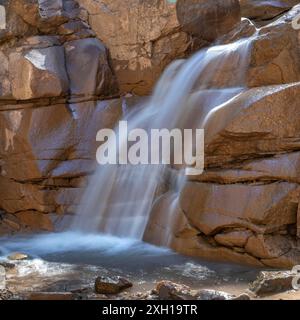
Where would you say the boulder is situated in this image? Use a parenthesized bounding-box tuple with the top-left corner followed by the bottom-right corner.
(240, 0, 299, 22)
(203, 84, 300, 167)
(94, 276, 132, 295)
(9, 46, 69, 100)
(156, 281, 197, 300)
(247, 14, 300, 87)
(250, 271, 296, 296)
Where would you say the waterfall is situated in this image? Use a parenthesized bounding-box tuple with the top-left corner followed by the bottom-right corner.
(71, 37, 253, 239)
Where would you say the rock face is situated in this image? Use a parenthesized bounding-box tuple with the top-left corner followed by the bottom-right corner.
(0, 0, 121, 234)
(176, 0, 241, 40)
(77, 0, 241, 94)
(145, 6, 300, 268)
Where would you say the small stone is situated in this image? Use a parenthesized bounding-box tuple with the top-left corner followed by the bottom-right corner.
(95, 276, 132, 295)
(250, 271, 296, 296)
(8, 252, 28, 261)
(156, 281, 196, 300)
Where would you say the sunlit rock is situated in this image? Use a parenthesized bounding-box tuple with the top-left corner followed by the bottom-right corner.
(9, 46, 69, 100)
(77, 0, 241, 94)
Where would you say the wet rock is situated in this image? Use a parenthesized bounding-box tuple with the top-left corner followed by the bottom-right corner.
(250, 271, 296, 296)
(94, 276, 132, 295)
(156, 281, 197, 300)
(8, 253, 28, 261)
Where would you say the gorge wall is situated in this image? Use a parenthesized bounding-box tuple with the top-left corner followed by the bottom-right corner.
(1, 0, 300, 269)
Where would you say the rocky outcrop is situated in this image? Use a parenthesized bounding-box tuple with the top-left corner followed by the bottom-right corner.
(0, 0, 121, 234)
(145, 6, 300, 268)
(77, 0, 241, 94)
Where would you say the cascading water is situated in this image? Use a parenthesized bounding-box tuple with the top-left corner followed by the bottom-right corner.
(72, 36, 254, 241)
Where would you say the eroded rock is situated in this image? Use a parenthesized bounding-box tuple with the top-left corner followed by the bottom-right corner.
(156, 281, 197, 300)
(95, 276, 133, 295)
(250, 271, 296, 296)
(78, 0, 241, 94)
(9, 46, 69, 100)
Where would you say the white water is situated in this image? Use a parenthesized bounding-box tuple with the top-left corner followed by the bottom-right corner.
(72, 38, 253, 240)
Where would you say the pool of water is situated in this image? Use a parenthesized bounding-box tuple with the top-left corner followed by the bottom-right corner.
(0, 232, 261, 297)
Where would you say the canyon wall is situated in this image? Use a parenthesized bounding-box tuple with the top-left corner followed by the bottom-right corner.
(1, 0, 300, 268)
(145, 4, 300, 268)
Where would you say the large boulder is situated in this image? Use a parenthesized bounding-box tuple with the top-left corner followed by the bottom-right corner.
(240, 0, 300, 23)
(77, 0, 241, 94)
